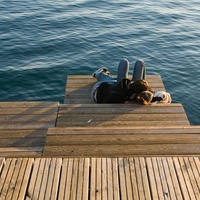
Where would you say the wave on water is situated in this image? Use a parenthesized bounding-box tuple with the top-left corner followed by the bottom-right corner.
(0, 0, 199, 124)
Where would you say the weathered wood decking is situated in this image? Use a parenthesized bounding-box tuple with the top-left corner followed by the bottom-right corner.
(0, 102, 59, 157)
(44, 126, 200, 157)
(0, 157, 200, 200)
(0, 75, 200, 199)
(43, 75, 199, 157)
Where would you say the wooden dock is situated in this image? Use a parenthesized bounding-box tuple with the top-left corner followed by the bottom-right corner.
(0, 157, 200, 200)
(0, 75, 200, 199)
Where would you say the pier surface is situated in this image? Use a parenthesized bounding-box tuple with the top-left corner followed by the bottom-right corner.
(0, 75, 199, 199)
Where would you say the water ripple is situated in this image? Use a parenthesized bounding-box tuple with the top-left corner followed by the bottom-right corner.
(0, 0, 199, 124)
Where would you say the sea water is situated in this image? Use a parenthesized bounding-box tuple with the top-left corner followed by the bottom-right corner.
(0, 0, 200, 124)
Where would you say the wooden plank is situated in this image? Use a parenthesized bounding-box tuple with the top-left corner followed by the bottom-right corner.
(90, 158, 96, 200)
(134, 157, 146, 200)
(118, 158, 127, 199)
(0, 129, 47, 139)
(64, 158, 73, 200)
(188, 157, 200, 198)
(45, 134, 200, 146)
(112, 158, 120, 200)
(70, 158, 79, 200)
(162, 157, 178, 200)
(151, 157, 165, 200)
(146, 158, 159, 199)
(0, 102, 59, 108)
(140, 158, 151, 200)
(43, 144, 200, 157)
(32, 158, 46, 199)
(0, 147, 43, 157)
(184, 157, 200, 199)
(129, 158, 139, 200)
(57, 120, 189, 127)
(102, 158, 107, 200)
(0, 138, 45, 147)
(57, 113, 188, 122)
(18, 158, 33, 200)
(0, 158, 16, 200)
(0, 159, 12, 199)
(0, 107, 58, 115)
(194, 157, 200, 175)
(38, 158, 51, 200)
(0, 122, 56, 129)
(47, 126, 200, 134)
(5, 158, 22, 200)
(50, 158, 62, 200)
(11, 158, 33, 200)
(96, 158, 101, 200)
(64, 98, 94, 104)
(82, 158, 89, 200)
(107, 158, 114, 200)
(60, 102, 184, 108)
(167, 157, 183, 199)
(0, 114, 57, 122)
(123, 158, 133, 199)
(156, 157, 170, 199)
(58, 103, 185, 113)
(178, 157, 197, 200)
(26, 158, 41, 199)
(76, 158, 84, 200)
(0, 147, 43, 153)
(0, 158, 5, 173)
(41, 158, 52, 199)
(58, 158, 69, 200)
(44, 158, 61, 200)
(173, 157, 191, 200)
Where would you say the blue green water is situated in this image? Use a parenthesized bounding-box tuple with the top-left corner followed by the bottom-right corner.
(0, 0, 200, 124)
